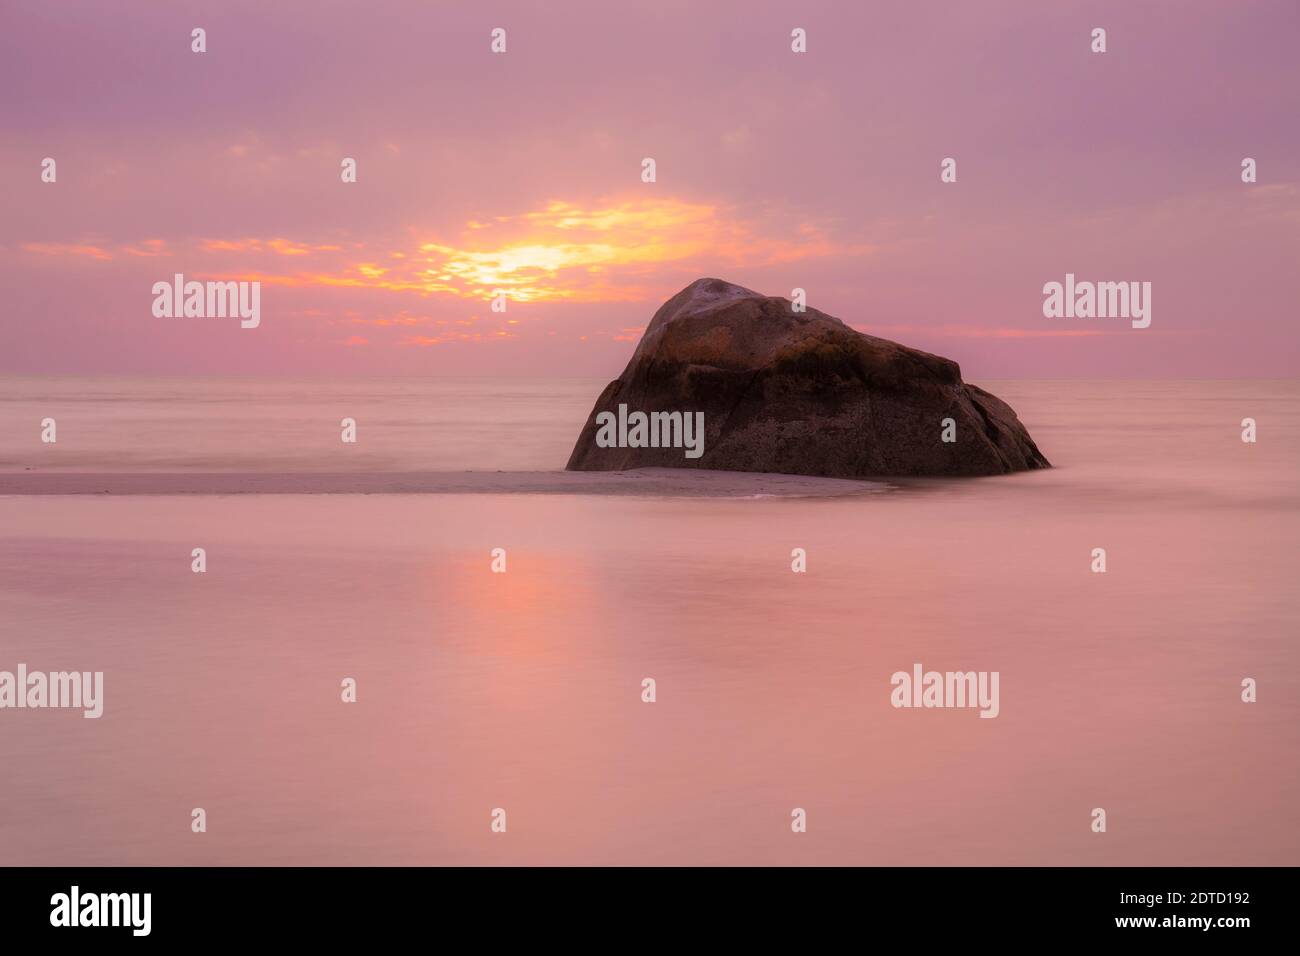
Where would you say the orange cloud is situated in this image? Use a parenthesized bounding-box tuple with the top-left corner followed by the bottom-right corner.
(400, 330, 495, 347)
(121, 239, 169, 257)
(189, 197, 856, 304)
(348, 309, 441, 327)
(200, 237, 342, 255)
(21, 242, 113, 261)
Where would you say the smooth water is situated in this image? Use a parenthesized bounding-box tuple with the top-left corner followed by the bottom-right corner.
(0, 376, 600, 473)
(0, 378, 1296, 864)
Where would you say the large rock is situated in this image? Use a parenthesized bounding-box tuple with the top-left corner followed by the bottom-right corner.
(566, 278, 1049, 478)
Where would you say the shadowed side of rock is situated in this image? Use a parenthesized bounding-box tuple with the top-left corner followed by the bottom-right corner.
(566, 278, 1050, 479)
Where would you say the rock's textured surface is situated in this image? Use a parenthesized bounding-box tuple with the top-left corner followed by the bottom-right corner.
(566, 278, 1050, 478)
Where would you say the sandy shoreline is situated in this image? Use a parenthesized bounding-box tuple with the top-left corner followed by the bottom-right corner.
(0, 468, 889, 499)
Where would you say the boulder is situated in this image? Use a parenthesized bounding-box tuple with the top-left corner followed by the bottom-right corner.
(565, 278, 1050, 478)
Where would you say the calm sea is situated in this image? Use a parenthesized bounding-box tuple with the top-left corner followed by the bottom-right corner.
(0, 377, 1296, 864)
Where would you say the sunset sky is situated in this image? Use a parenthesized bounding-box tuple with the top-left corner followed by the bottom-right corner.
(2, 0, 1297, 377)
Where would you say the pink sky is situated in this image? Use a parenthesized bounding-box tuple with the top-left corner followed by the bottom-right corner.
(2, 0, 1297, 378)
